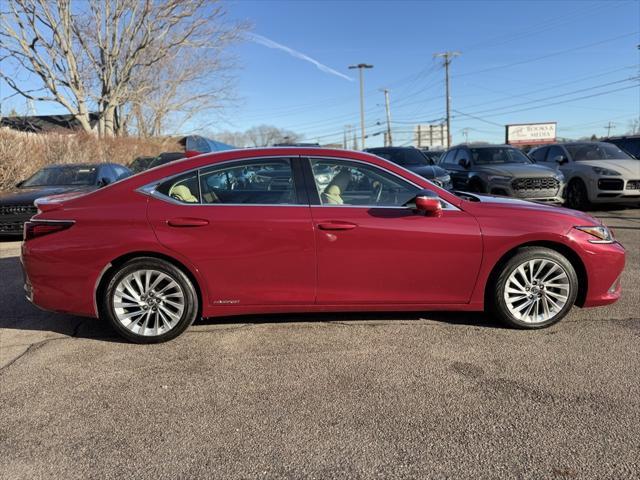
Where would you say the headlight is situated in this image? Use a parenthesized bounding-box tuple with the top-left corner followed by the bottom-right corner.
(487, 175, 511, 182)
(574, 225, 615, 244)
(592, 166, 621, 176)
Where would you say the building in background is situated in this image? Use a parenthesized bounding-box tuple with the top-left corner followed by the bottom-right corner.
(413, 124, 448, 149)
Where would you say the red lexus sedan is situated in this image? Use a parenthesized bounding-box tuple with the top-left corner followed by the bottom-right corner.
(21, 148, 625, 343)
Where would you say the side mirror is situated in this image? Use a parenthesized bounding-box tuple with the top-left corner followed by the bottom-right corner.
(405, 190, 443, 217)
(553, 155, 567, 164)
(458, 157, 470, 169)
(97, 177, 111, 187)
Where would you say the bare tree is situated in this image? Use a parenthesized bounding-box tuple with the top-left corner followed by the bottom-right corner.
(1, 0, 246, 136)
(245, 124, 301, 147)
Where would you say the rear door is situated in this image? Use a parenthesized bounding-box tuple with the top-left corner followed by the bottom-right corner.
(303, 156, 482, 305)
(147, 157, 317, 306)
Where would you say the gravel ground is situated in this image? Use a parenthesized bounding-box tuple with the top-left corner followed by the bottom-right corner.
(0, 207, 639, 479)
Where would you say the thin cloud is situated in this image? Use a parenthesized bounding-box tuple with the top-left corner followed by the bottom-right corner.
(247, 33, 354, 82)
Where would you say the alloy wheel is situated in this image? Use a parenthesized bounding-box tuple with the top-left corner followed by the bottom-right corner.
(503, 258, 571, 324)
(112, 269, 185, 336)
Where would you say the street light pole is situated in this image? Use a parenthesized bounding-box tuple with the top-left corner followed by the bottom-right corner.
(434, 51, 460, 148)
(349, 63, 373, 149)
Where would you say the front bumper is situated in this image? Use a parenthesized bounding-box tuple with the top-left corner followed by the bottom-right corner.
(591, 178, 640, 203)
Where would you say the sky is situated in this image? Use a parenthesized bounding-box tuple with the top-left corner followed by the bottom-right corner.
(2, 0, 639, 148)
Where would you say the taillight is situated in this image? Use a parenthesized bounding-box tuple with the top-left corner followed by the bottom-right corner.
(24, 220, 74, 240)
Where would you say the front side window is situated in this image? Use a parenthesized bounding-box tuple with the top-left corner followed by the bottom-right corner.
(440, 149, 457, 165)
(199, 158, 297, 204)
(310, 159, 419, 207)
(529, 147, 548, 163)
(546, 146, 566, 163)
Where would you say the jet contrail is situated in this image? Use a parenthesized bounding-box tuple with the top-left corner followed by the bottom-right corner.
(247, 33, 354, 82)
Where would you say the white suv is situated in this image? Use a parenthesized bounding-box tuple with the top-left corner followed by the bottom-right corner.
(529, 142, 640, 210)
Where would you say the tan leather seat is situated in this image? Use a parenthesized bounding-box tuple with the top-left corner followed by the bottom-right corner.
(322, 170, 351, 205)
(169, 184, 198, 203)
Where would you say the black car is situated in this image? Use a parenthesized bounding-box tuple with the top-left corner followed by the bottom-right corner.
(420, 149, 443, 164)
(364, 147, 452, 189)
(128, 155, 156, 173)
(603, 135, 640, 159)
(438, 144, 565, 203)
(0, 163, 131, 236)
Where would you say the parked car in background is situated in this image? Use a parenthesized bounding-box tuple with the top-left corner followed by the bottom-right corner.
(147, 152, 186, 169)
(420, 149, 443, 164)
(438, 144, 564, 203)
(365, 146, 452, 189)
(529, 141, 640, 210)
(0, 163, 131, 236)
(22, 148, 624, 343)
(602, 135, 640, 159)
(128, 156, 156, 173)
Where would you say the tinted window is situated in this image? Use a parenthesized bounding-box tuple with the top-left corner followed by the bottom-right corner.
(440, 149, 457, 165)
(199, 159, 297, 205)
(455, 148, 470, 164)
(310, 158, 419, 207)
(529, 147, 548, 163)
(22, 165, 98, 187)
(156, 172, 200, 203)
(565, 143, 633, 161)
(470, 147, 531, 165)
(369, 148, 429, 167)
(546, 146, 565, 162)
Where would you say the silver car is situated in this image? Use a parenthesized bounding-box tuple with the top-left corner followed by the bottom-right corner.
(530, 142, 640, 209)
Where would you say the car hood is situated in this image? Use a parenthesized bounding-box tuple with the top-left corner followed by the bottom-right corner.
(579, 159, 640, 176)
(0, 186, 95, 205)
(405, 165, 449, 179)
(478, 163, 558, 177)
(461, 193, 599, 225)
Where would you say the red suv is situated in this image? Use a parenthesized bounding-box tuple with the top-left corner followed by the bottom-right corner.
(21, 148, 625, 343)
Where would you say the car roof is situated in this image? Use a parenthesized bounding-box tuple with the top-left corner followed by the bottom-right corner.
(41, 163, 108, 168)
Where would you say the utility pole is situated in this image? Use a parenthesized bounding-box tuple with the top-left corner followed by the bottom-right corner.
(461, 128, 470, 143)
(343, 125, 348, 149)
(434, 51, 461, 148)
(381, 88, 393, 146)
(605, 121, 616, 137)
(349, 63, 374, 149)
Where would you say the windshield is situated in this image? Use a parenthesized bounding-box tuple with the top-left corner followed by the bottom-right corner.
(372, 149, 430, 166)
(22, 165, 98, 187)
(470, 147, 531, 165)
(565, 143, 633, 161)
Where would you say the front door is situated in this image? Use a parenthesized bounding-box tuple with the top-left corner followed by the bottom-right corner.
(305, 157, 483, 305)
(147, 157, 316, 306)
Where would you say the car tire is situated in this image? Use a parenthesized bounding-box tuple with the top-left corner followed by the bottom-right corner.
(101, 257, 199, 343)
(565, 178, 590, 210)
(489, 247, 578, 329)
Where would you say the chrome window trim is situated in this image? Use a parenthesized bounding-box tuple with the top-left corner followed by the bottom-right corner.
(307, 155, 459, 211)
(137, 154, 458, 211)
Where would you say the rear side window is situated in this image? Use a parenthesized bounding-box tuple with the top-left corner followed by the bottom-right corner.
(156, 172, 201, 204)
(198, 158, 298, 205)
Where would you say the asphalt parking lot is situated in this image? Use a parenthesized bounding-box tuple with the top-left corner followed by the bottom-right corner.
(1, 207, 639, 479)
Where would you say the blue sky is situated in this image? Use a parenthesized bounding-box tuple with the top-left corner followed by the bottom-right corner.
(222, 0, 640, 146)
(2, 0, 639, 147)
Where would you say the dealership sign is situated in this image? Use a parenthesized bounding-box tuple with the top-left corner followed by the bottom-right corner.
(505, 122, 557, 145)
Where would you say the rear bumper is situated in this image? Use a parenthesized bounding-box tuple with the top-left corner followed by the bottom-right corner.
(21, 240, 98, 317)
